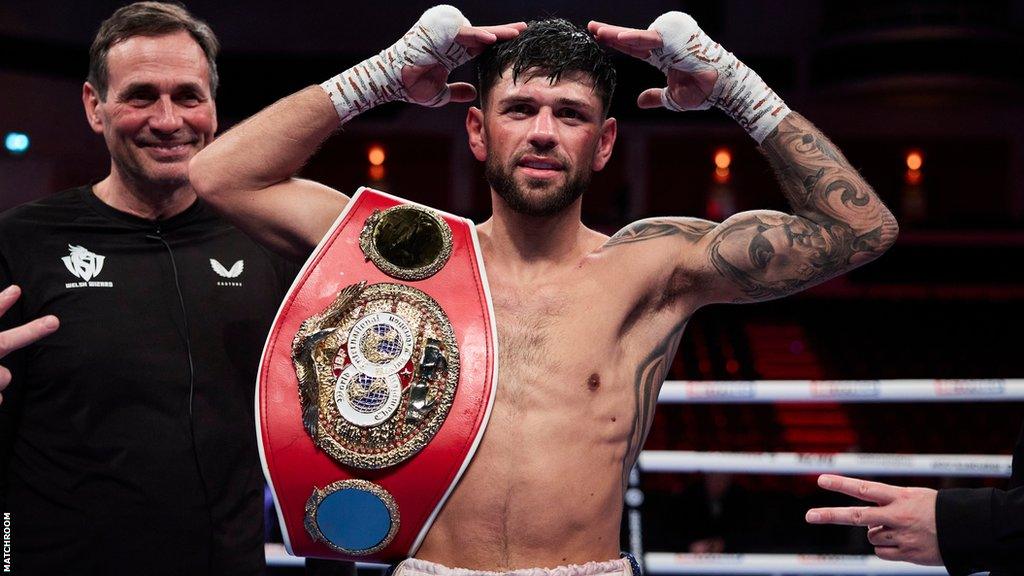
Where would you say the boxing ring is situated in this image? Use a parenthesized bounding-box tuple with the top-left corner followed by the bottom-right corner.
(267, 379, 1022, 574)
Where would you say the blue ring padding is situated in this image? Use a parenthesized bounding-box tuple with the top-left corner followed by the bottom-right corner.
(316, 487, 392, 551)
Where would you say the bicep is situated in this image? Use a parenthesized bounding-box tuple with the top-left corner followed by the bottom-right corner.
(691, 209, 861, 304)
(205, 178, 349, 262)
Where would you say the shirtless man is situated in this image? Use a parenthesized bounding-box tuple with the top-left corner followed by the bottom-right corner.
(190, 7, 898, 573)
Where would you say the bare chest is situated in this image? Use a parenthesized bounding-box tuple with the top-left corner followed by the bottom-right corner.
(487, 280, 632, 411)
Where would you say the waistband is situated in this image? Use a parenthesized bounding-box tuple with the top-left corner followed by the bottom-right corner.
(393, 556, 634, 576)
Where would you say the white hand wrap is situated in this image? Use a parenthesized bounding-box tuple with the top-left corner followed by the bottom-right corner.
(320, 5, 472, 124)
(645, 12, 790, 143)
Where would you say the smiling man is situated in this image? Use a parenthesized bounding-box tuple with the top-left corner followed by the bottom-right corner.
(0, 3, 311, 574)
(191, 6, 898, 574)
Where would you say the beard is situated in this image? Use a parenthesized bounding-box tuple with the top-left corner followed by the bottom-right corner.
(485, 153, 591, 218)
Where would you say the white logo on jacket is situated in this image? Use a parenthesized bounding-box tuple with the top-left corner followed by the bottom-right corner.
(210, 259, 244, 278)
(210, 259, 245, 287)
(63, 245, 113, 288)
(63, 245, 104, 281)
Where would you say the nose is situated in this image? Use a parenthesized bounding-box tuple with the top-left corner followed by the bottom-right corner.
(527, 108, 557, 151)
(149, 95, 183, 134)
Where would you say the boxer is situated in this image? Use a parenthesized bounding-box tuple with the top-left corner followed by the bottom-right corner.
(191, 6, 898, 574)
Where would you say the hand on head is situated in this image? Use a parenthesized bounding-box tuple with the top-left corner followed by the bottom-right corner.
(0, 285, 59, 405)
(404, 15, 527, 105)
(321, 6, 524, 123)
(588, 12, 789, 143)
(807, 474, 943, 566)
(588, 17, 719, 111)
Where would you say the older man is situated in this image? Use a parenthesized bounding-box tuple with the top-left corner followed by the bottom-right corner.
(0, 3, 315, 574)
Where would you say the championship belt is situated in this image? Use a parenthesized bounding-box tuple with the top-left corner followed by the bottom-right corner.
(257, 187, 497, 562)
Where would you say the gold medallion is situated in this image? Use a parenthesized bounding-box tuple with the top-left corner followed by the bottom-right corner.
(359, 205, 453, 280)
(292, 282, 459, 469)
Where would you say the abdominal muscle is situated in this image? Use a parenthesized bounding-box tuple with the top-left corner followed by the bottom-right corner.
(415, 369, 634, 570)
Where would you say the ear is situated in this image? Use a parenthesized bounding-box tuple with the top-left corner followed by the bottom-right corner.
(591, 116, 617, 172)
(82, 82, 104, 135)
(466, 106, 487, 162)
(209, 99, 218, 136)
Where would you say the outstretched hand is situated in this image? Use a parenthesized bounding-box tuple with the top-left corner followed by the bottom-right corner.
(588, 20, 718, 110)
(0, 285, 59, 405)
(403, 21, 526, 105)
(807, 474, 943, 566)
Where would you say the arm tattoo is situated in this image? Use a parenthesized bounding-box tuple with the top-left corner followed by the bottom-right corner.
(709, 112, 899, 302)
(604, 218, 717, 248)
(621, 323, 686, 491)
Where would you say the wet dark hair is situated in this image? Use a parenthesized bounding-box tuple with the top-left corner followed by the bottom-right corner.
(476, 18, 616, 116)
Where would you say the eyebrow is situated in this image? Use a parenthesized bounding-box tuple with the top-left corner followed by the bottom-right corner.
(117, 81, 206, 96)
(498, 95, 595, 112)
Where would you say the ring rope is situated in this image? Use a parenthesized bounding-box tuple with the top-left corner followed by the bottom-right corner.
(266, 379, 1019, 569)
(658, 379, 1024, 403)
(639, 450, 1012, 477)
(644, 553, 949, 574)
(262, 547, 951, 573)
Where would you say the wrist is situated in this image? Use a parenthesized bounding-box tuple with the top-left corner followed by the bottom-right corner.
(320, 51, 403, 125)
(320, 5, 471, 125)
(648, 11, 790, 143)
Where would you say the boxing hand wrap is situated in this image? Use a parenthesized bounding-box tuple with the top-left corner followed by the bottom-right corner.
(320, 5, 472, 124)
(646, 12, 790, 143)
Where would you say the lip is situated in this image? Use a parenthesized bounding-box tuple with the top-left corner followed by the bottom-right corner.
(140, 141, 195, 159)
(516, 156, 565, 178)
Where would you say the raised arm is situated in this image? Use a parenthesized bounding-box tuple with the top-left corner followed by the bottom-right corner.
(190, 88, 344, 260)
(190, 6, 524, 260)
(593, 14, 897, 305)
(695, 112, 897, 303)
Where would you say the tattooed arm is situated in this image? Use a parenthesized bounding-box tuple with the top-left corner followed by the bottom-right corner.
(594, 13, 898, 305)
(696, 112, 898, 303)
(606, 113, 898, 305)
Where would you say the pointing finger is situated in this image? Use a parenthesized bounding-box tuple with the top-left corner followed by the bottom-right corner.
(818, 474, 900, 505)
(0, 315, 60, 358)
(617, 29, 663, 50)
(806, 506, 887, 527)
(0, 285, 21, 317)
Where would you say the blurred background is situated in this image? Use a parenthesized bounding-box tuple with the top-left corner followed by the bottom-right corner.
(2, 0, 1023, 570)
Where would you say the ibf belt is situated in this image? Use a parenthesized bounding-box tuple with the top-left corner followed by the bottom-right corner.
(257, 188, 497, 562)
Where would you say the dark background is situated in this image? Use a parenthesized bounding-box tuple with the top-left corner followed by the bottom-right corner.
(2, 0, 1023, 563)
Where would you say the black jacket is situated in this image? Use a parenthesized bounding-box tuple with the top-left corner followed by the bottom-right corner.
(937, 419, 1024, 576)
(0, 186, 295, 575)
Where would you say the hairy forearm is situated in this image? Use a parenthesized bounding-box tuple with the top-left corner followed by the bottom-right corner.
(759, 112, 899, 264)
(190, 86, 338, 200)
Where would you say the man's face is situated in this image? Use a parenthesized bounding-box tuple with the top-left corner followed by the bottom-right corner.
(83, 31, 216, 191)
(468, 69, 616, 217)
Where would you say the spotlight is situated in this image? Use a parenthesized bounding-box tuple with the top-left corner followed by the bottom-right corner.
(368, 144, 386, 167)
(713, 148, 731, 169)
(905, 150, 923, 171)
(5, 132, 29, 155)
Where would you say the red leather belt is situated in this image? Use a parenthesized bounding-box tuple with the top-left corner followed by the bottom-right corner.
(256, 188, 497, 562)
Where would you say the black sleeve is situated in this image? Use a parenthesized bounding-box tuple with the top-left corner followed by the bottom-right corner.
(263, 245, 301, 299)
(936, 485, 1024, 574)
(0, 249, 26, 511)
